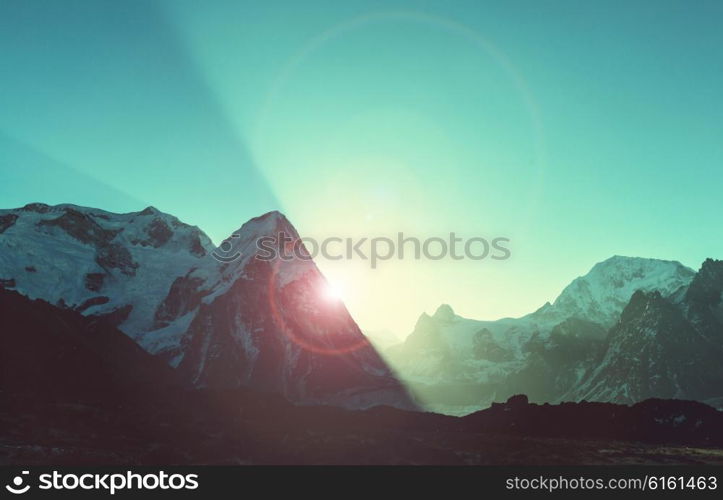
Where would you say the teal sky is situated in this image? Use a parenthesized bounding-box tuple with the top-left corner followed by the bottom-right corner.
(1, 1, 722, 335)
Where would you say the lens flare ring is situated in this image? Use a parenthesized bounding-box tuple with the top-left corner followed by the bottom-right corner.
(266, 260, 371, 356)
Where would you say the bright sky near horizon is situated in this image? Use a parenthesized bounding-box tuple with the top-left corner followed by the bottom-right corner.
(1, 0, 722, 336)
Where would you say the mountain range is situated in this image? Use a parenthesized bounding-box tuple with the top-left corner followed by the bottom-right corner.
(387, 256, 723, 414)
(0, 203, 411, 410)
(1, 202, 722, 417)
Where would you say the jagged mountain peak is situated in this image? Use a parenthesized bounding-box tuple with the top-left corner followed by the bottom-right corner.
(213, 210, 319, 290)
(571, 282, 723, 404)
(402, 305, 457, 348)
(683, 258, 723, 340)
(3, 202, 213, 247)
(0, 202, 412, 410)
(588, 255, 691, 274)
(551, 255, 695, 327)
(535, 301, 553, 312)
(235, 209, 289, 231)
(432, 304, 456, 321)
(619, 289, 669, 323)
(390, 256, 718, 414)
(0, 203, 217, 336)
(226, 209, 297, 246)
(686, 258, 723, 300)
(138, 205, 161, 216)
(700, 257, 723, 269)
(249, 209, 287, 222)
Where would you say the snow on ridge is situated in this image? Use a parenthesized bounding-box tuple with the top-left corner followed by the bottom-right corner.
(551, 255, 695, 327)
(390, 255, 700, 408)
(0, 204, 216, 334)
(1, 202, 408, 409)
(0, 203, 316, 339)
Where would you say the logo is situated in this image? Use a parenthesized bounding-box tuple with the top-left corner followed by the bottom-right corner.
(5, 471, 30, 495)
(211, 233, 243, 263)
(3, 470, 200, 495)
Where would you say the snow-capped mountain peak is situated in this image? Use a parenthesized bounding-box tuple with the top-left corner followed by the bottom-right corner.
(387, 255, 702, 415)
(551, 255, 695, 327)
(0, 203, 412, 410)
(0, 203, 213, 334)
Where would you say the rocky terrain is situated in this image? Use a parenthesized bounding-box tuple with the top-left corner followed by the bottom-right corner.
(2, 202, 722, 465)
(388, 257, 723, 415)
(0, 203, 410, 409)
(2, 287, 723, 465)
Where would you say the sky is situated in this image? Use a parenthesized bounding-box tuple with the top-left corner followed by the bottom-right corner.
(1, 0, 722, 336)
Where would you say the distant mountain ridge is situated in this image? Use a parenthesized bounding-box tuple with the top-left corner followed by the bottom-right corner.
(387, 256, 722, 414)
(570, 258, 723, 404)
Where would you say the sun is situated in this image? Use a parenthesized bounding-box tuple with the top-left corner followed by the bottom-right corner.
(321, 282, 344, 303)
